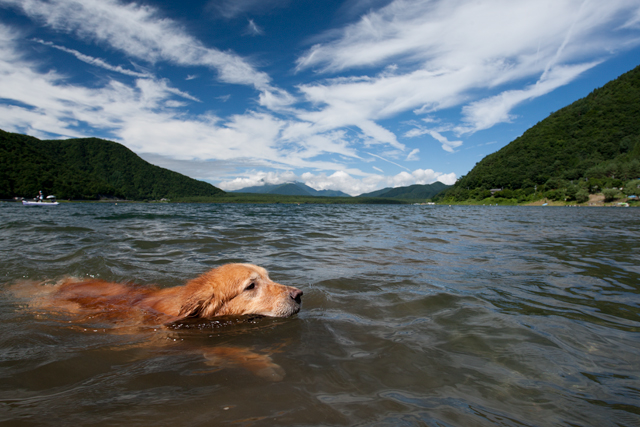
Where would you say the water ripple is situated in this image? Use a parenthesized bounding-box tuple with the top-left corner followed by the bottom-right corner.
(1, 203, 639, 426)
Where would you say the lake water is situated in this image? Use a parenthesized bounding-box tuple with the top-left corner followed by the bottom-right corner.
(0, 202, 639, 426)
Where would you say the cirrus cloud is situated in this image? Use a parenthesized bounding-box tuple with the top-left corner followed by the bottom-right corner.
(0, 0, 274, 89)
(219, 168, 456, 195)
(1, 0, 639, 197)
(294, 0, 640, 152)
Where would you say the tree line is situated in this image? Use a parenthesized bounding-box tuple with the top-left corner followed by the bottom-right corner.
(434, 64, 640, 204)
(0, 130, 224, 200)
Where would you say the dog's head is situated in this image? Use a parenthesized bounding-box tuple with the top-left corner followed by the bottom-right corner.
(178, 264, 302, 320)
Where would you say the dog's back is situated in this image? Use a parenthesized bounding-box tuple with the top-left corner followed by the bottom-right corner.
(8, 264, 302, 380)
(10, 263, 302, 326)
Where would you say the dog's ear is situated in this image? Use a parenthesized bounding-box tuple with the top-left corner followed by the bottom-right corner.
(176, 275, 224, 319)
(178, 294, 216, 319)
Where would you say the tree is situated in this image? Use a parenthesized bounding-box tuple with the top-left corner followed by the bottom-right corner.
(437, 64, 640, 200)
(0, 130, 225, 200)
(603, 188, 620, 202)
(575, 189, 589, 203)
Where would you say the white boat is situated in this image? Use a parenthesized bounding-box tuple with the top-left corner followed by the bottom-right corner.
(22, 195, 59, 206)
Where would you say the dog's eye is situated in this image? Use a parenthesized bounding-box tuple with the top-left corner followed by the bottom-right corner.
(245, 282, 255, 291)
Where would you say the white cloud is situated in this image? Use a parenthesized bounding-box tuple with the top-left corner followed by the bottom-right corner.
(218, 171, 299, 191)
(366, 152, 410, 171)
(437, 173, 457, 185)
(2, 0, 639, 195)
(33, 39, 151, 78)
(220, 168, 456, 195)
(208, 0, 290, 19)
(300, 170, 417, 195)
(334, 0, 394, 21)
(245, 19, 264, 36)
(476, 141, 498, 147)
(390, 168, 452, 187)
(457, 62, 599, 133)
(295, 60, 581, 152)
(294, 0, 640, 142)
(426, 130, 462, 153)
(302, 170, 372, 195)
(403, 127, 428, 138)
(258, 88, 297, 110)
(404, 125, 462, 153)
(621, 8, 640, 28)
(1, 0, 273, 89)
(297, 0, 638, 73)
(406, 148, 419, 161)
(0, 24, 363, 174)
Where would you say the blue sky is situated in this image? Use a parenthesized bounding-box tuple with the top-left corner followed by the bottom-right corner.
(1, 0, 640, 195)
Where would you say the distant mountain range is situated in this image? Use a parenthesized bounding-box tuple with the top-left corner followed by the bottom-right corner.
(234, 181, 450, 200)
(0, 130, 224, 200)
(232, 182, 351, 197)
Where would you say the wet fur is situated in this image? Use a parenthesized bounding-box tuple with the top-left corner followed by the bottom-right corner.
(29, 263, 302, 325)
(11, 263, 303, 380)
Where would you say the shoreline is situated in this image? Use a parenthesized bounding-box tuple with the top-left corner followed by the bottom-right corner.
(442, 193, 637, 207)
(3, 192, 638, 207)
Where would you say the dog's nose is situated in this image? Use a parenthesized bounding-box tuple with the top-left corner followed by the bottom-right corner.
(289, 288, 303, 303)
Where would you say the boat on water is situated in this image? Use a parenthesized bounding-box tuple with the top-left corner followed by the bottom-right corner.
(22, 195, 59, 206)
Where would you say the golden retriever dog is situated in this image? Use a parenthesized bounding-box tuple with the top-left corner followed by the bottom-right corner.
(41, 263, 303, 324)
(10, 263, 303, 380)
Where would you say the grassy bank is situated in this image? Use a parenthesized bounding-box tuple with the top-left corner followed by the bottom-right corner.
(439, 192, 638, 207)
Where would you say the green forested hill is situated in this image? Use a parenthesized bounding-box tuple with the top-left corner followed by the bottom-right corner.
(0, 130, 224, 200)
(438, 64, 640, 202)
(358, 181, 450, 200)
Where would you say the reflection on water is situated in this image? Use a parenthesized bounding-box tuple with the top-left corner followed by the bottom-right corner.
(1, 202, 639, 426)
